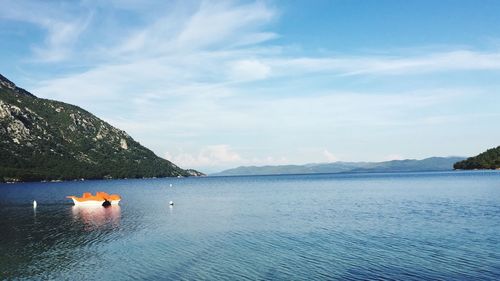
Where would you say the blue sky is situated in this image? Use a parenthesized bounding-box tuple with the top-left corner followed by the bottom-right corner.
(1, 0, 500, 173)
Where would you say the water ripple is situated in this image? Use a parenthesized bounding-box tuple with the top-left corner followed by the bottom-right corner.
(1, 172, 500, 280)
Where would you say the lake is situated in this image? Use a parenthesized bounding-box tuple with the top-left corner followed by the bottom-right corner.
(1, 171, 499, 280)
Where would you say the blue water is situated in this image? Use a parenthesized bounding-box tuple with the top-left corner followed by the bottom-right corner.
(1, 171, 499, 280)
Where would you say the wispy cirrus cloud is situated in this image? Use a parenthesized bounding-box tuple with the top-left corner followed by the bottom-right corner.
(3, 0, 500, 172)
(263, 50, 500, 77)
(109, 0, 276, 58)
(0, 0, 93, 62)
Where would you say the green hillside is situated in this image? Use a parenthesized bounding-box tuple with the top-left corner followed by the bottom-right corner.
(0, 74, 203, 182)
(453, 146, 500, 170)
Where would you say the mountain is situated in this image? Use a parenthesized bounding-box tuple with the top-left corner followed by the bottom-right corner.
(348, 157, 466, 173)
(212, 157, 465, 176)
(453, 146, 500, 170)
(0, 74, 204, 182)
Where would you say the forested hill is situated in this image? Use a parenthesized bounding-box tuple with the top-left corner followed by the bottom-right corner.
(453, 146, 500, 170)
(0, 74, 204, 183)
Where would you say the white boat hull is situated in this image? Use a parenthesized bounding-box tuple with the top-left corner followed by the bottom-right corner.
(71, 198, 104, 206)
(69, 196, 121, 206)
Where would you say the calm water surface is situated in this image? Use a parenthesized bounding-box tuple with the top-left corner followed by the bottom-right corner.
(1, 171, 499, 280)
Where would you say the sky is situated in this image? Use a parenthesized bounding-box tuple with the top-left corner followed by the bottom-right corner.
(1, 0, 500, 173)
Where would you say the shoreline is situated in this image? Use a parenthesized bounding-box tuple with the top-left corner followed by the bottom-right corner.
(4, 169, 499, 184)
(1, 174, 206, 185)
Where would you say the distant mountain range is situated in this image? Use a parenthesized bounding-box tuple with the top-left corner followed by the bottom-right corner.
(454, 146, 500, 170)
(212, 157, 466, 176)
(0, 73, 204, 182)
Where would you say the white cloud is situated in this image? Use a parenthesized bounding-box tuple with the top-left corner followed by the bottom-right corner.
(165, 145, 295, 172)
(31, 15, 93, 62)
(323, 150, 338, 162)
(229, 59, 271, 81)
(165, 145, 241, 169)
(108, 0, 276, 59)
(265, 50, 500, 77)
(174, 1, 275, 50)
(0, 0, 92, 62)
(384, 154, 404, 161)
(5, 1, 500, 171)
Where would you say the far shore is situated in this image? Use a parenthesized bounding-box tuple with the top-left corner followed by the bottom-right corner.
(3, 168, 500, 184)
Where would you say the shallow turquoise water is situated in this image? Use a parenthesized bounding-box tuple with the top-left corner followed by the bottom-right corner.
(1, 171, 499, 280)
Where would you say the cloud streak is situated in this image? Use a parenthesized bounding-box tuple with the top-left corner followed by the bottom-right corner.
(265, 50, 500, 77)
(0, 0, 93, 62)
(3, 0, 500, 171)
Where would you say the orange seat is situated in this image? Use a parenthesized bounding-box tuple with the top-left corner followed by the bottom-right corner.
(96, 191, 109, 197)
(67, 192, 121, 203)
(108, 194, 121, 200)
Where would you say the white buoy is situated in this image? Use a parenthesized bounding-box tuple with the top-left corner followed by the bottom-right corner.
(169, 201, 174, 206)
(169, 184, 173, 187)
(33, 200, 37, 208)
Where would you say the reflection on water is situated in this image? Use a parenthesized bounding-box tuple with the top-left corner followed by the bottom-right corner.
(1, 171, 499, 280)
(72, 205, 121, 230)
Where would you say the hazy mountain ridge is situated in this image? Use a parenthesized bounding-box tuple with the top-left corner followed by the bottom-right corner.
(212, 157, 466, 176)
(0, 74, 204, 182)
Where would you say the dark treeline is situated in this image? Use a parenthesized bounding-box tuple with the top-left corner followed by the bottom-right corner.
(454, 146, 500, 170)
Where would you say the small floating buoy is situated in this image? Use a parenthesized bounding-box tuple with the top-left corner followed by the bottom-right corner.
(33, 200, 37, 208)
(169, 201, 174, 206)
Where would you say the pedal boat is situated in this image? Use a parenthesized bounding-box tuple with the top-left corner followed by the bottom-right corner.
(67, 192, 121, 206)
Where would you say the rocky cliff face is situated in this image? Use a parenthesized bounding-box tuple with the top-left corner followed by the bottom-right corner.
(0, 74, 204, 182)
